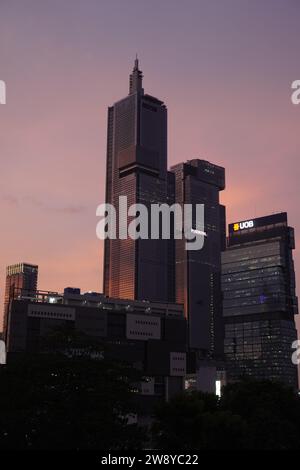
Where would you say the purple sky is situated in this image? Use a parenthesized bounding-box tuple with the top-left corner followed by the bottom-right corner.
(0, 0, 299, 329)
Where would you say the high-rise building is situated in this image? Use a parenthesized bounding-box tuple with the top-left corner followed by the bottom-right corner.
(222, 213, 298, 388)
(170, 159, 226, 359)
(103, 58, 173, 302)
(3, 263, 38, 339)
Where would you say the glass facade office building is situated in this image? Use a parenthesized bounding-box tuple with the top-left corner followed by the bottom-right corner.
(222, 213, 298, 388)
(103, 58, 174, 302)
(171, 160, 226, 358)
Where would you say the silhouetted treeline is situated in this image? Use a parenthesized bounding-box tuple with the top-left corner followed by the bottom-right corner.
(1, 349, 300, 449)
(152, 380, 300, 450)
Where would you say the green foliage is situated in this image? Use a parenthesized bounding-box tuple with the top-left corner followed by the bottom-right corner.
(0, 353, 145, 450)
(2, 325, 300, 450)
(221, 379, 300, 449)
(152, 380, 300, 450)
(152, 391, 246, 450)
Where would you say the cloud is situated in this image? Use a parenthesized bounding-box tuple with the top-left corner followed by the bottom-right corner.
(1, 193, 86, 214)
(49, 205, 87, 214)
(1, 194, 19, 206)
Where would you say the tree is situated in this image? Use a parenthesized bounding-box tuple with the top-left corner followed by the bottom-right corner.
(0, 352, 145, 450)
(152, 379, 300, 450)
(152, 391, 247, 450)
(220, 379, 300, 450)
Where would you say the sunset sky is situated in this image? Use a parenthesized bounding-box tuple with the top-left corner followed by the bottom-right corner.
(0, 0, 299, 328)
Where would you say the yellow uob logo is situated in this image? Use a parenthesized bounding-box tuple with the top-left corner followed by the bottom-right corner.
(233, 223, 239, 231)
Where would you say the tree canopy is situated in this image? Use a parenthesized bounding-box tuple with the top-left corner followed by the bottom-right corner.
(152, 379, 300, 450)
(0, 352, 145, 450)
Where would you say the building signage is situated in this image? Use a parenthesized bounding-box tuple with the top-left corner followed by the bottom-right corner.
(233, 220, 254, 231)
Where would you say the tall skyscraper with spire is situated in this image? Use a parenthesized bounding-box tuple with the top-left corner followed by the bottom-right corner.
(103, 58, 174, 301)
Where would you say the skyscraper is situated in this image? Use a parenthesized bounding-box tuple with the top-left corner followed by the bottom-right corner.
(222, 213, 298, 387)
(3, 263, 38, 340)
(103, 58, 173, 302)
(170, 159, 226, 359)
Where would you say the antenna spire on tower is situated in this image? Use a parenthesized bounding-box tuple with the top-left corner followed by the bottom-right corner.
(129, 55, 143, 94)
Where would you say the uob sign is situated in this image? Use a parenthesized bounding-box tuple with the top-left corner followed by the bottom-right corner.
(233, 220, 254, 231)
(239, 220, 254, 229)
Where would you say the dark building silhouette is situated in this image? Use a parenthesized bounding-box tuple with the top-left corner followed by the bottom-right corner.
(170, 159, 226, 359)
(222, 213, 298, 388)
(6, 289, 187, 406)
(3, 263, 38, 340)
(103, 58, 173, 302)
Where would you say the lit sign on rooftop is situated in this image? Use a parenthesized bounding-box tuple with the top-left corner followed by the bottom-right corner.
(233, 220, 254, 231)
